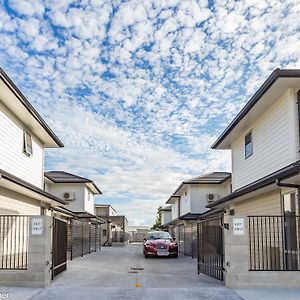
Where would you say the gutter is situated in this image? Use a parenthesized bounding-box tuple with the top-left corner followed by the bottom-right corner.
(276, 180, 300, 189)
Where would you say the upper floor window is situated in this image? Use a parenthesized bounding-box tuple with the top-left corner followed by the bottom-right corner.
(245, 131, 252, 158)
(23, 131, 33, 156)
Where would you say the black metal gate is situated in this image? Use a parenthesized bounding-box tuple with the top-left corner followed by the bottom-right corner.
(52, 218, 67, 279)
(197, 215, 224, 281)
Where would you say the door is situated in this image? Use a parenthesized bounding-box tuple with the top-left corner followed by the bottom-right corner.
(52, 218, 68, 279)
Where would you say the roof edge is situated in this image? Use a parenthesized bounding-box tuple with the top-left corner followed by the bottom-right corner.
(0, 68, 64, 148)
(207, 161, 300, 208)
(211, 68, 300, 149)
(0, 169, 67, 205)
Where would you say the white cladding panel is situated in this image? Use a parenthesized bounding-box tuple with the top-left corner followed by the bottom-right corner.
(171, 200, 179, 220)
(190, 182, 231, 213)
(161, 210, 172, 225)
(84, 187, 95, 215)
(179, 186, 191, 216)
(47, 183, 85, 212)
(0, 187, 40, 215)
(293, 89, 300, 159)
(0, 102, 44, 188)
(231, 89, 298, 191)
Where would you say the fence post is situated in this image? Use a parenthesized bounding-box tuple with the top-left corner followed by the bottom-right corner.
(81, 222, 83, 257)
(89, 223, 91, 254)
(70, 220, 73, 261)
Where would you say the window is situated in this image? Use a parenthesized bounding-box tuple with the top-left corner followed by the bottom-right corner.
(23, 131, 33, 156)
(103, 229, 107, 236)
(245, 131, 252, 158)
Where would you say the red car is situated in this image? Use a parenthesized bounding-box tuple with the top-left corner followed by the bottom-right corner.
(143, 231, 178, 258)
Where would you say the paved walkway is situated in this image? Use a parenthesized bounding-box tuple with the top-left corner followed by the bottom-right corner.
(34, 244, 240, 300)
(1, 244, 300, 299)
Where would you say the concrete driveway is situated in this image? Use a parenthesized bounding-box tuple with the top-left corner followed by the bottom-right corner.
(29, 243, 242, 300)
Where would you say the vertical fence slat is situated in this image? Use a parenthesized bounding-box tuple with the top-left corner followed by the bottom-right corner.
(0, 215, 28, 270)
(248, 216, 300, 271)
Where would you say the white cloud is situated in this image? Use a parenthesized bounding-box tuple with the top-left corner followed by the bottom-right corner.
(0, 0, 299, 225)
(9, 0, 45, 17)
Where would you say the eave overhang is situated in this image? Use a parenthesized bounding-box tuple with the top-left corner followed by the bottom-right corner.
(212, 69, 300, 150)
(207, 161, 300, 209)
(179, 212, 203, 220)
(0, 169, 68, 206)
(166, 195, 180, 204)
(0, 68, 64, 148)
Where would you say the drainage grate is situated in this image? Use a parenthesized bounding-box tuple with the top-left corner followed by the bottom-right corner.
(130, 267, 144, 271)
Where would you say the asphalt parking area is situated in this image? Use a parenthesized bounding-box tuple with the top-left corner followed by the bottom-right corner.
(30, 244, 242, 300)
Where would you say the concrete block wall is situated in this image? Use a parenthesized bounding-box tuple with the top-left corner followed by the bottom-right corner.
(224, 214, 300, 288)
(0, 215, 52, 287)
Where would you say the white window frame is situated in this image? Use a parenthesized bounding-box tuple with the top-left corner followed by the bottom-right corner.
(23, 131, 33, 156)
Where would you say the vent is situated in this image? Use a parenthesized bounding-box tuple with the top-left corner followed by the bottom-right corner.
(63, 192, 76, 201)
(206, 193, 218, 203)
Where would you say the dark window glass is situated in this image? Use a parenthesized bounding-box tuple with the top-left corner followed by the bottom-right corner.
(245, 132, 252, 158)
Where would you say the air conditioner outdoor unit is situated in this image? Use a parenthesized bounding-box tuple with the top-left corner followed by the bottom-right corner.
(63, 192, 76, 201)
(206, 193, 218, 203)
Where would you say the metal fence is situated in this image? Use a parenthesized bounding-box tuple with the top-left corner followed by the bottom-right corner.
(0, 215, 29, 270)
(197, 216, 224, 281)
(249, 216, 300, 271)
(68, 220, 102, 260)
(184, 223, 198, 258)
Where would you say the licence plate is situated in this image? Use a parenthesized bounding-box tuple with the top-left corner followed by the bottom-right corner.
(157, 250, 169, 256)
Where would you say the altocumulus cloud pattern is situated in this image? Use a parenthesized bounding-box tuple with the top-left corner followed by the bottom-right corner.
(0, 0, 300, 225)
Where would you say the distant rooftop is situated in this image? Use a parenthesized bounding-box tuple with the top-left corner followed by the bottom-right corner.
(166, 172, 231, 204)
(45, 171, 102, 194)
(183, 172, 231, 185)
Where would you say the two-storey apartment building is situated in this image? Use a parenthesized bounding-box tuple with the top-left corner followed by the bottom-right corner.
(44, 171, 102, 215)
(0, 68, 70, 287)
(0, 68, 66, 215)
(208, 69, 300, 288)
(159, 205, 172, 230)
(166, 172, 231, 256)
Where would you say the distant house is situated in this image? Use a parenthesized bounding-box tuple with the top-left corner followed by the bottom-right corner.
(166, 172, 231, 256)
(44, 171, 102, 215)
(159, 206, 172, 230)
(45, 171, 104, 260)
(207, 69, 300, 288)
(128, 226, 151, 243)
(95, 204, 129, 246)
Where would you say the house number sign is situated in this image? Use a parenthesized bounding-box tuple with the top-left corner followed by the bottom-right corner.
(233, 218, 245, 235)
(31, 218, 43, 235)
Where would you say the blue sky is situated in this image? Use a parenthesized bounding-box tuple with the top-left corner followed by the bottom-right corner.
(0, 0, 299, 226)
